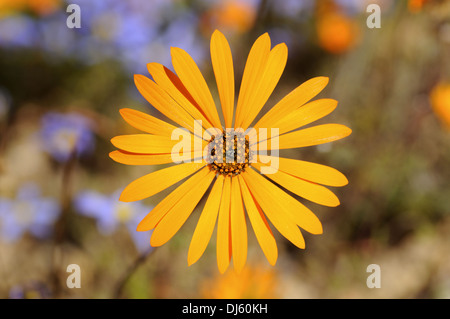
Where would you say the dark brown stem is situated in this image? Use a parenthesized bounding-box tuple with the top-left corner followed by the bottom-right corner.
(50, 150, 77, 296)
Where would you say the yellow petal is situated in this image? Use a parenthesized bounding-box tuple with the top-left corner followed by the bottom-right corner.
(273, 99, 338, 135)
(111, 132, 207, 157)
(134, 74, 197, 133)
(254, 76, 329, 130)
(243, 168, 323, 235)
(111, 134, 178, 154)
(171, 47, 222, 128)
(258, 124, 352, 150)
(217, 176, 232, 274)
(119, 162, 205, 202)
(137, 166, 210, 231)
(109, 150, 175, 166)
(258, 155, 348, 187)
(230, 177, 247, 273)
(235, 33, 271, 129)
(238, 175, 277, 265)
(240, 42, 288, 130)
(147, 63, 215, 131)
(188, 176, 224, 266)
(211, 30, 235, 128)
(242, 170, 306, 249)
(119, 108, 177, 136)
(150, 170, 215, 247)
(253, 162, 340, 207)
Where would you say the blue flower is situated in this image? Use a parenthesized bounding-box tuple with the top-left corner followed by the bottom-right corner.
(0, 184, 60, 242)
(74, 189, 153, 253)
(269, 0, 314, 19)
(9, 281, 51, 299)
(40, 112, 95, 163)
(0, 0, 208, 74)
(0, 15, 38, 48)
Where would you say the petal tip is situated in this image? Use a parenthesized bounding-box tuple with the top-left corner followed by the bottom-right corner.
(110, 136, 119, 147)
(149, 235, 163, 247)
(342, 175, 349, 186)
(320, 76, 330, 83)
(268, 256, 277, 266)
(218, 265, 227, 274)
(170, 46, 182, 55)
(187, 254, 198, 267)
(345, 126, 353, 137)
(212, 29, 223, 37)
(134, 74, 147, 85)
(314, 225, 324, 235)
(118, 108, 130, 117)
(330, 198, 341, 207)
(118, 189, 134, 203)
(108, 151, 117, 160)
(136, 223, 148, 232)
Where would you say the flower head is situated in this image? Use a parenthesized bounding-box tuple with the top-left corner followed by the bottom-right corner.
(201, 0, 258, 35)
(0, 0, 61, 18)
(316, 11, 359, 54)
(0, 183, 60, 242)
(110, 30, 351, 273)
(74, 189, 153, 253)
(430, 81, 450, 130)
(408, 0, 431, 12)
(40, 112, 95, 163)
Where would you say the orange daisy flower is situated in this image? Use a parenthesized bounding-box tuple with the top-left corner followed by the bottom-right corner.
(110, 30, 351, 273)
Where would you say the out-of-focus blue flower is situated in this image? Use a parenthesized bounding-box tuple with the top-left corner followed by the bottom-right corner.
(74, 189, 153, 253)
(271, 0, 314, 19)
(0, 183, 60, 242)
(0, 15, 38, 48)
(36, 12, 78, 58)
(70, 0, 184, 73)
(9, 281, 51, 299)
(0, 0, 207, 74)
(334, 0, 366, 15)
(39, 112, 95, 163)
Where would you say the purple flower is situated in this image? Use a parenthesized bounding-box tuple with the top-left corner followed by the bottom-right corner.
(270, 0, 314, 18)
(40, 112, 95, 163)
(334, 0, 367, 15)
(0, 184, 60, 242)
(74, 189, 153, 253)
(0, 16, 38, 48)
(0, 0, 208, 74)
(9, 281, 51, 299)
(70, 0, 171, 72)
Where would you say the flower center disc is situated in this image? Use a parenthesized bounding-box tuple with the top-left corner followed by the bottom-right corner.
(206, 131, 252, 177)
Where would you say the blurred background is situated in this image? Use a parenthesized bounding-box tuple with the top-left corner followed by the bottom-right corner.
(1, 0, 450, 299)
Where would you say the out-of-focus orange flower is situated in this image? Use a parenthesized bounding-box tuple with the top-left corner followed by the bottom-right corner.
(0, 0, 60, 17)
(316, 12, 360, 54)
(28, 0, 61, 16)
(201, 0, 257, 36)
(430, 82, 450, 129)
(408, 0, 430, 12)
(200, 265, 279, 299)
(0, 0, 25, 16)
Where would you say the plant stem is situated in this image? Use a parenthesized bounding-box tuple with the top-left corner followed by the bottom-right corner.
(113, 247, 155, 298)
